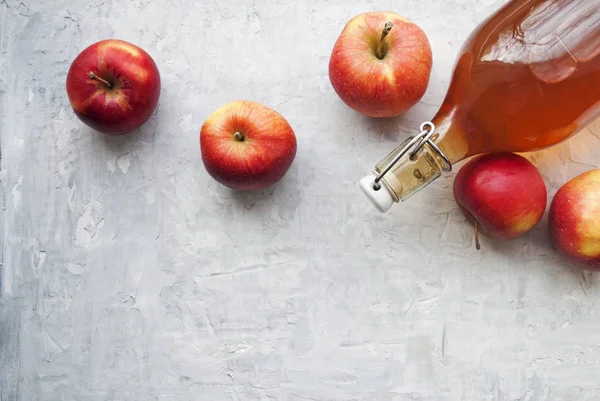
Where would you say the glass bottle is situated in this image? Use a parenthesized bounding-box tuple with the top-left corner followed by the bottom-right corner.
(359, 0, 600, 212)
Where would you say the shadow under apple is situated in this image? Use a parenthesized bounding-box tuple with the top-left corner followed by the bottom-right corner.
(207, 161, 299, 215)
(228, 183, 279, 210)
(89, 111, 159, 157)
(479, 219, 597, 282)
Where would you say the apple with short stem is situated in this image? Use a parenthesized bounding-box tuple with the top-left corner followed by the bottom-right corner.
(200, 100, 297, 191)
(66, 39, 161, 135)
(328, 11, 433, 118)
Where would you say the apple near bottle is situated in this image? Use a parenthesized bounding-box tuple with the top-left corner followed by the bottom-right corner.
(328, 11, 433, 118)
(549, 169, 600, 271)
(66, 39, 161, 135)
(452, 152, 547, 250)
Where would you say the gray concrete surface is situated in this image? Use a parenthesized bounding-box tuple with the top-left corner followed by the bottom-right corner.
(2, 0, 600, 400)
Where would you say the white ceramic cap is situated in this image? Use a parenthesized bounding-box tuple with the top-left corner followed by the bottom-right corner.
(358, 175, 395, 213)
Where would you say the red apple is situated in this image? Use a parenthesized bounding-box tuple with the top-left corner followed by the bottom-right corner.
(200, 100, 297, 190)
(453, 152, 547, 249)
(549, 169, 600, 270)
(328, 11, 432, 118)
(66, 39, 161, 135)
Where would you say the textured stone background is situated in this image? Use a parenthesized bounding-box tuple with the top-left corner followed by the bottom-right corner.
(2, 0, 600, 400)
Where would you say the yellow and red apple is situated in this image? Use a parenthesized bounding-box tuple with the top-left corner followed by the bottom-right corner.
(66, 39, 161, 135)
(200, 100, 297, 191)
(549, 169, 600, 270)
(328, 11, 432, 118)
(453, 152, 547, 249)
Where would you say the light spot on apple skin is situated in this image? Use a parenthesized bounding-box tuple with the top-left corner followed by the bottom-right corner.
(113, 95, 133, 112)
(100, 41, 142, 58)
(381, 11, 409, 23)
(75, 87, 133, 113)
(510, 211, 542, 234)
(135, 67, 149, 81)
(384, 64, 396, 85)
(79, 89, 105, 110)
(579, 235, 600, 257)
(576, 189, 600, 257)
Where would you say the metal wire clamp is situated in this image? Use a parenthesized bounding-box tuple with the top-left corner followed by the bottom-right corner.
(372, 122, 452, 190)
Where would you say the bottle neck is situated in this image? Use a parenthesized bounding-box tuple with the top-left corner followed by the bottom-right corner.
(373, 107, 467, 203)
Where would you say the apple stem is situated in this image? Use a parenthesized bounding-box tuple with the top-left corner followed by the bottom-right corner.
(376, 22, 393, 60)
(475, 221, 481, 250)
(89, 72, 113, 89)
(233, 131, 245, 141)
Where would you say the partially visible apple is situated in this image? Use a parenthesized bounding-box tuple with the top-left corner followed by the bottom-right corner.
(328, 11, 432, 118)
(453, 152, 547, 249)
(66, 39, 161, 135)
(200, 100, 297, 191)
(549, 169, 600, 271)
